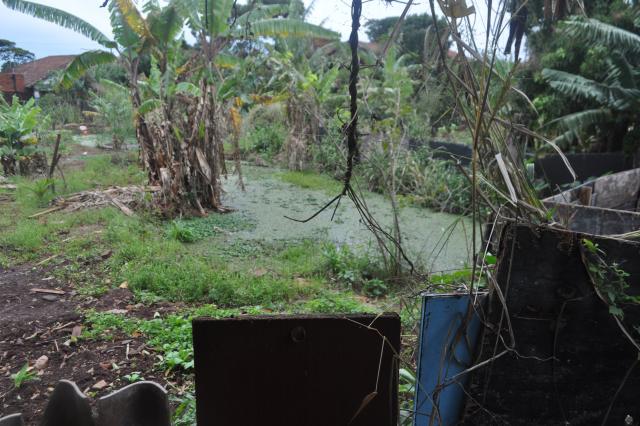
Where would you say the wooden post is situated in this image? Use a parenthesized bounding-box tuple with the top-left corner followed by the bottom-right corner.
(48, 133, 62, 193)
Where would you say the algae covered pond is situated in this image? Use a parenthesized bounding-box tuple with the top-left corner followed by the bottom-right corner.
(219, 165, 472, 272)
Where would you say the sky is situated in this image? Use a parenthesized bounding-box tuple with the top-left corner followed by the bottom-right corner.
(0, 0, 511, 60)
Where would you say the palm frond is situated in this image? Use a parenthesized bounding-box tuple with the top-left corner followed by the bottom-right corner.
(148, 4, 183, 46)
(549, 108, 613, 134)
(137, 98, 162, 115)
(607, 52, 637, 90)
(59, 50, 118, 89)
(244, 18, 339, 40)
(235, 4, 289, 28)
(201, 0, 235, 36)
(113, 0, 153, 40)
(2, 0, 116, 48)
(563, 17, 640, 53)
(99, 78, 128, 93)
(170, 0, 201, 32)
(175, 82, 201, 97)
(542, 68, 608, 104)
(215, 53, 240, 69)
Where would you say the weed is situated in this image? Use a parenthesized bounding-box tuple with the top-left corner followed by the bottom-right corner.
(27, 178, 54, 207)
(300, 292, 372, 314)
(363, 279, 389, 298)
(399, 368, 417, 426)
(85, 307, 263, 372)
(322, 243, 377, 290)
(123, 372, 144, 383)
(167, 220, 196, 243)
(240, 123, 286, 157)
(173, 392, 197, 426)
(582, 239, 635, 318)
(11, 363, 39, 388)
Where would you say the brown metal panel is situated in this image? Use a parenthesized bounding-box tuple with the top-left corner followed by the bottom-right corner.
(193, 314, 400, 426)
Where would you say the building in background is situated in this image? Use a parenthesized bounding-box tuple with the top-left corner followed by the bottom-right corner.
(0, 55, 75, 101)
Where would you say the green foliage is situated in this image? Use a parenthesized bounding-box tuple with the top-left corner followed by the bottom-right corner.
(0, 96, 42, 174)
(322, 243, 379, 290)
(240, 123, 286, 157)
(358, 146, 471, 214)
(399, 368, 416, 426)
(300, 292, 371, 314)
(88, 80, 135, 149)
(0, 38, 34, 71)
(123, 372, 144, 383)
(85, 306, 262, 372)
(363, 278, 389, 298)
(522, 3, 640, 154)
(278, 170, 341, 193)
(38, 93, 83, 127)
(27, 178, 54, 207)
(365, 13, 448, 64)
(167, 213, 256, 242)
(173, 392, 197, 426)
(167, 220, 196, 243)
(581, 238, 636, 319)
(11, 363, 38, 388)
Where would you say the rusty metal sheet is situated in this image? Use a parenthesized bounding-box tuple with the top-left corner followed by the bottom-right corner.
(193, 314, 400, 426)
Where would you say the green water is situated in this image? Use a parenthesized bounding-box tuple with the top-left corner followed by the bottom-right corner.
(221, 166, 473, 272)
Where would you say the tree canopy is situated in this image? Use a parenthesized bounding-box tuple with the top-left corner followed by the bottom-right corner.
(0, 39, 35, 72)
(365, 13, 447, 63)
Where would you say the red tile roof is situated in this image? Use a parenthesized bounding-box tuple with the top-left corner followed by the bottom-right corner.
(7, 55, 76, 88)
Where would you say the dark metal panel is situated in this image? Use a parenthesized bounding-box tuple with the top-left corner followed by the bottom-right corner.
(193, 314, 400, 426)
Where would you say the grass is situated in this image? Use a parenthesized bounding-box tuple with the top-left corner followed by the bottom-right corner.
(278, 170, 342, 194)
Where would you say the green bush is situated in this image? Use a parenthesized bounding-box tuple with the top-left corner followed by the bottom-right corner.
(357, 145, 471, 214)
(38, 93, 83, 127)
(240, 123, 286, 157)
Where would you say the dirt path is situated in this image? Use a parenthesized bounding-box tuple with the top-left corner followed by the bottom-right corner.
(0, 264, 159, 424)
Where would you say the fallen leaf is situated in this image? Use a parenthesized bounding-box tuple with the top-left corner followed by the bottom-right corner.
(35, 355, 48, 370)
(92, 380, 108, 390)
(99, 361, 111, 370)
(119, 281, 129, 289)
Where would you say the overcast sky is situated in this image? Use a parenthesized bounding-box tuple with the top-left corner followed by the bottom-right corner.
(0, 1, 510, 59)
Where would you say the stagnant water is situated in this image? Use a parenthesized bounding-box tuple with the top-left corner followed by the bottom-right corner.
(222, 166, 473, 273)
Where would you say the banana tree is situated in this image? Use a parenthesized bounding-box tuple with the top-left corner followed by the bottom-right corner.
(542, 18, 640, 152)
(0, 95, 42, 175)
(3, 0, 338, 214)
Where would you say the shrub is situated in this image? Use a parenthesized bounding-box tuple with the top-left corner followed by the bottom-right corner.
(240, 123, 286, 157)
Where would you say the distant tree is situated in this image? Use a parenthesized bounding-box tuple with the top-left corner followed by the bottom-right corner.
(0, 39, 34, 71)
(365, 13, 448, 63)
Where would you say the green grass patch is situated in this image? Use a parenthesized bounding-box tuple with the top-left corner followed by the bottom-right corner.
(167, 212, 256, 242)
(278, 171, 341, 193)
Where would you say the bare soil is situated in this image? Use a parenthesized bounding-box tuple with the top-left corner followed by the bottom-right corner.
(0, 264, 177, 424)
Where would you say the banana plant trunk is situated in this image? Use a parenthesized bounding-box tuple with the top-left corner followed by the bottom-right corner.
(130, 79, 226, 215)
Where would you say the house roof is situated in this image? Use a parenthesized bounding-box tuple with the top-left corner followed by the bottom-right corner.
(8, 55, 76, 88)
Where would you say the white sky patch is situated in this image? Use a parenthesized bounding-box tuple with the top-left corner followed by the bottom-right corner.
(0, 0, 518, 60)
